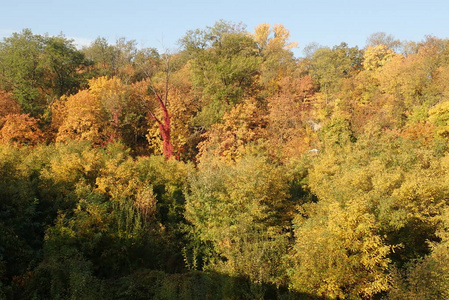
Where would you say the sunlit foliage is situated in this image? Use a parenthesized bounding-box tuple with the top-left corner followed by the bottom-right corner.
(2, 24, 449, 300)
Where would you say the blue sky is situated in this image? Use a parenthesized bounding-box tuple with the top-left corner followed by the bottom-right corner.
(1, 0, 448, 57)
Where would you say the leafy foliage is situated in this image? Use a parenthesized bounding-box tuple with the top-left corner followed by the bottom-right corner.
(2, 24, 449, 300)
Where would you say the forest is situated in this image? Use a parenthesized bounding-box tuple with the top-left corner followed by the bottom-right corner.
(1, 21, 449, 299)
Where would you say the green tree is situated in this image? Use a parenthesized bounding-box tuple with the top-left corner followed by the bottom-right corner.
(0, 29, 46, 116)
(83, 37, 160, 84)
(186, 153, 294, 286)
(0, 30, 89, 117)
(43, 35, 89, 98)
(82, 37, 116, 78)
(306, 42, 362, 102)
(388, 207, 449, 300)
(181, 20, 262, 128)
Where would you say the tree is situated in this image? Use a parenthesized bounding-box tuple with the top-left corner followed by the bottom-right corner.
(266, 75, 317, 159)
(253, 23, 298, 91)
(387, 201, 449, 300)
(290, 199, 391, 299)
(0, 89, 43, 146)
(368, 36, 449, 130)
(0, 29, 46, 116)
(0, 114, 43, 146)
(0, 30, 89, 117)
(363, 44, 398, 71)
(428, 99, 449, 139)
(186, 153, 294, 285)
(0, 89, 21, 117)
(55, 89, 107, 145)
(306, 42, 362, 102)
(136, 49, 196, 160)
(197, 98, 267, 163)
(54, 77, 128, 146)
(181, 20, 262, 128)
(366, 32, 402, 51)
(42, 35, 89, 98)
(83, 37, 159, 84)
(82, 37, 116, 78)
(137, 52, 176, 159)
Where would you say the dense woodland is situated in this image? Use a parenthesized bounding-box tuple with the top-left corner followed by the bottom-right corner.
(1, 21, 449, 299)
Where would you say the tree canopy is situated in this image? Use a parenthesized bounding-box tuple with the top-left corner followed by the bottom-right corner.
(1, 23, 449, 300)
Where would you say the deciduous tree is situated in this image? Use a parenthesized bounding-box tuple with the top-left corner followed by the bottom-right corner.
(181, 21, 261, 128)
(0, 30, 89, 117)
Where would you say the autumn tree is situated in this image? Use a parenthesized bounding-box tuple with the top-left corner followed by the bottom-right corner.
(290, 198, 391, 299)
(366, 32, 402, 51)
(140, 53, 175, 159)
(197, 98, 267, 163)
(54, 77, 129, 146)
(363, 44, 398, 71)
(288, 127, 449, 298)
(0, 89, 43, 146)
(134, 48, 197, 160)
(253, 23, 298, 92)
(266, 75, 317, 159)
(0, 114, 43, 146)
(0, 90, 21, 117)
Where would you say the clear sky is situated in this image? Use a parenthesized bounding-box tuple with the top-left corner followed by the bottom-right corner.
(1, 0, 448, 57)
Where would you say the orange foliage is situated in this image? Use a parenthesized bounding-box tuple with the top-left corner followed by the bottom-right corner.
(0, 113, 43, 146)
(399, 122, 435, 146)
(266, 75, 317, 159)
(0, 90, 21, 117)
(0, 89, 42, 146)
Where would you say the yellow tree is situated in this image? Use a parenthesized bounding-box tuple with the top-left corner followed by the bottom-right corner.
(335, 45, 401, 132)
(197, 98, 267, 163)
(429, 99, 449, 140)
(88, 76, 127, 143)
(136, 52, 195, 160)
(253, 23, 298, 91)
(55, 89, 107, 145)
(54, 77, 127, 145)
(363, 44, 398, 72)
(290, 199, 391, 299)
(375, 37, 449, 120)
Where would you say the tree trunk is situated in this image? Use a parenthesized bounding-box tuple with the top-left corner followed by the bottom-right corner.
(159, 106, 173, 159)
(147, 101, 173, 160)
